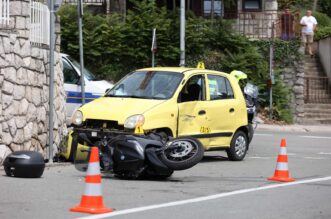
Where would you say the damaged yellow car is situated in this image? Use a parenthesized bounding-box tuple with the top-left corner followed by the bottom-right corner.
(61, 67, 253, 161)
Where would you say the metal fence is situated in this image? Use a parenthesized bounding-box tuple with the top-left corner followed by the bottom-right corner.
(0, 0, 10, 25)
(30, 0, 50, 46)
(63, 0, 104, 4)
(305, 77, 331, 103)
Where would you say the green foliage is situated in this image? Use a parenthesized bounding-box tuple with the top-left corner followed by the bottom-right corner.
(278, 0, 312, 10)
(269, 70, 293, 123)
(313, 12, 331, 41)
(315, 26, 331, 40)
(313, 11, 331, 27)
(252, 40, 301, 122)
(278, 0, 296, 10)
(318, 0, 331, 18)
(253, 40, 302, 67)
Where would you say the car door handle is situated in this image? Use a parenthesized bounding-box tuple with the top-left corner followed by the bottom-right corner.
(229, 108, 235, 113)
(198, 110, 206, 115)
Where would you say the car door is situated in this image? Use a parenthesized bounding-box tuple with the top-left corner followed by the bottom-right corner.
(177, 74, 212, 146)
(205, 74, 240, 147)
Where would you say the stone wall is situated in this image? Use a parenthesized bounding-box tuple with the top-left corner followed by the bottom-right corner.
(0, 0, 66, 164)
(235, 0, 278, 39)
(280, 57, 305, 123)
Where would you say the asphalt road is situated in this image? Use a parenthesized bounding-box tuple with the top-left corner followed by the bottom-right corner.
(1, 129, 331, 219)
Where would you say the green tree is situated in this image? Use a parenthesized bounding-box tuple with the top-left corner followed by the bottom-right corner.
(318, 0, 331, 17)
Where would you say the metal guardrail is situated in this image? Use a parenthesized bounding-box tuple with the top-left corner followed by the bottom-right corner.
(305, 77, 331, 103)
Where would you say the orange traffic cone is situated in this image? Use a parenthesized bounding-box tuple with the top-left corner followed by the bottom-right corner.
(268, 139, 295, 182)
(70, 147, 113, 214)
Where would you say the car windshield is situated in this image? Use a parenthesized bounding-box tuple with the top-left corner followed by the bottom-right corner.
(67, 56, 97, 81)
(106, 71, 183, 100)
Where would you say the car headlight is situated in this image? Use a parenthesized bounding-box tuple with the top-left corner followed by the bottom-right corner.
(72, 110, 83, 126)
(124, 115, 145, 129)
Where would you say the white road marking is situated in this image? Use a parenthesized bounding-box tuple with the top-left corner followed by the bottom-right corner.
(254, 133, 273, 136)
(78, 176, 331, 219)
(299, 136, 331, 140)
(303, 157, 327, 160)
(318, 152, 331, 155)
(287, 153, 297, 156)
(246, 156, 272, 159)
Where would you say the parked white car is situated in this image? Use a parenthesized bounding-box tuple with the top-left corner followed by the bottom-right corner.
(61, 53, 113, 124)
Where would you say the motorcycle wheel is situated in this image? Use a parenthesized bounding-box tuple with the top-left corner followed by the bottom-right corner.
(159, 137, 204, 171)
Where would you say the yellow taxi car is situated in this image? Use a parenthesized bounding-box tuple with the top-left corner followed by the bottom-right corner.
(61, 67, 252, 161)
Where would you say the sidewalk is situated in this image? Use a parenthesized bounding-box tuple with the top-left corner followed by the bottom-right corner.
(256, 124, 331, 133)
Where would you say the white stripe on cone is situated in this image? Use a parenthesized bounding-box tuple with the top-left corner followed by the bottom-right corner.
(276, 162, 289, 171)
(84, 183, 103, 196)
(279, 147, 287, 155)
(87, 162, 101, 176)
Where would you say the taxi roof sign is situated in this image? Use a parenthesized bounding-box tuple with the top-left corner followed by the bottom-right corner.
(197, 62, 205, 69)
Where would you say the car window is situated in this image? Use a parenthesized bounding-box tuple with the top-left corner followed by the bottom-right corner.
(63, 58, 80, 84)
(67, 56, 97, 81)
(208, 75, 234, 100)
(106, 71, 183, 100)
(178, 74, 206, 103)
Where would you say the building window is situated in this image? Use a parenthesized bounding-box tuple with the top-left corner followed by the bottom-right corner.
(204, 0, 223, 17)
(243, 0, 261, 11)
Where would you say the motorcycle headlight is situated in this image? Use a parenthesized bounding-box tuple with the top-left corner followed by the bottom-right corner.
(72, 110, 83, 126)
(124, 115, 145, 129)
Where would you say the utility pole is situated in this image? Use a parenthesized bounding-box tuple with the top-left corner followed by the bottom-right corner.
(48, 0, 55, 163)
(78, 0, 85, 105)
(151, 28, 157, 67)
(211, 0, 215, 23)
(269, 22, 275, 119)
(179, 0, 185, 67)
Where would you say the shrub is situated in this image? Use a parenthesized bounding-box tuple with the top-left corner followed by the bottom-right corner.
(313, 11, 331, 28)
(315, 26, 331, 40)
(318, 0, 331, 18)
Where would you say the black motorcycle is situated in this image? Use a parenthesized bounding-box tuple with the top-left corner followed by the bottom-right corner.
(244, 83, 259, 144)
(74, 133, 204, 179)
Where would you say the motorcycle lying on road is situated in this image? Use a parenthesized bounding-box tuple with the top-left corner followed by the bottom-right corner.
(74, 133, 204, 179)
(244, 83, 259, 144)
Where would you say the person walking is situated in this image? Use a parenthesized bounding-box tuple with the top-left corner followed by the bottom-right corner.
(300, 9, 318, 57)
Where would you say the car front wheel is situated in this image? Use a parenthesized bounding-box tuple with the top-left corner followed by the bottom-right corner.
(226, 130, 248, 161)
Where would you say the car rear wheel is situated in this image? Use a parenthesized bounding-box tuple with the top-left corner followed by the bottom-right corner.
(226, 130, 248, 161)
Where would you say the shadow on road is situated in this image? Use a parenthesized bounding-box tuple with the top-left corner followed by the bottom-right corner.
(201, 155, 228, 163)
